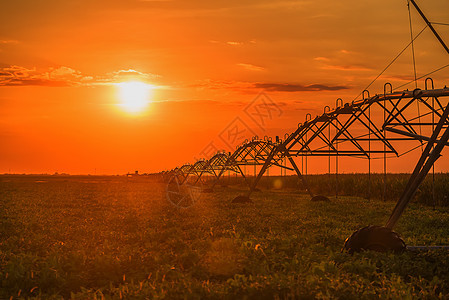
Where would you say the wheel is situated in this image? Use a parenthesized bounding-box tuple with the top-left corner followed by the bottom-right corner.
(311, 195, 330, 202)
(343, 225, 406, 253)
(231, 195, 252, 203)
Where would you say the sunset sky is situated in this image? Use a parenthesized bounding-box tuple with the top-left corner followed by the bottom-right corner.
(1, 0, 449, 174)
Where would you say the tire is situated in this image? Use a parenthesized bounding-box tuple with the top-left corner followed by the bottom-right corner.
(231, 195, 252, 203)
(311, 195, 330, 202)
(343, 225, 406, 254)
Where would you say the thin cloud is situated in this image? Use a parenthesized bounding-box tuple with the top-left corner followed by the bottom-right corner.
(237, 63, 265, 71)
(5, 78, 70, 87)
(97, 69, 160, 84)
(0, 39, 19, 44)
(315, 50, 372, 72)
(314, 56, 330, 62)
(191, 79, 349, 93)
(321, 64, 372, 72)
(0, 66, 91, 87)
(227, 41, 243, 46)
(0, 65, 159, 87)
(254, 83, 350, 92)
(340, 49, 352, 54)
(190, 79, 253, 90)
(209, 39, 257, 46)
(153, 99, 244, 108)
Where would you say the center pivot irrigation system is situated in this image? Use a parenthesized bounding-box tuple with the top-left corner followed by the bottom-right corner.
(158, 0, 449, 252)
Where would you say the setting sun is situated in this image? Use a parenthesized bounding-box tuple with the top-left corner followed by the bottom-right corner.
(117, 81, 153, 113)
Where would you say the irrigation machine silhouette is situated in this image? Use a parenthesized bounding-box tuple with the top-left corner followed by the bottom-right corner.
(162, 0, 449, 253)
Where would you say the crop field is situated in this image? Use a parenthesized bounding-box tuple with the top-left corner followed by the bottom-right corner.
(1, 175, 449, 299)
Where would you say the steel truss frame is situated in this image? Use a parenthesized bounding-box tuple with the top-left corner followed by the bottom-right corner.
(166, 151, 240, 186)
(208, 137, 293, 190)
(164, 136, 313, 192)
(234, 81, 449, 228)
(164, 81, 449, 232)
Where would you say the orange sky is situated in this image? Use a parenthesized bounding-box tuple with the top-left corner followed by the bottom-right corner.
(1, 0, 449, 174)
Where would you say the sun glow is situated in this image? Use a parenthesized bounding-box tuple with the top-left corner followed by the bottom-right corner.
(117, 81, 153, 113)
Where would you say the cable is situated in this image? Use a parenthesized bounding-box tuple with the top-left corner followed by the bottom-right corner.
(352, 25, 428, 101)
(394, 63, 449, 90)
(407, 0, 418, 88)
(431, 22, 449, 26)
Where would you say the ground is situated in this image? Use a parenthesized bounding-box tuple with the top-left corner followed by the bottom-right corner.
(1, 175, 449, 299)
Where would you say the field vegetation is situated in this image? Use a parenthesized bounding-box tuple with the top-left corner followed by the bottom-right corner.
(1, 174, 449, 299)
(232, 173, 449, 206)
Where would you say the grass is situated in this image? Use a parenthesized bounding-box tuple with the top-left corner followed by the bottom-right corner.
(1, 175, 449, 299)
